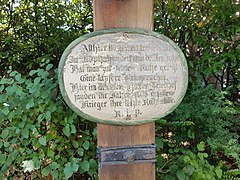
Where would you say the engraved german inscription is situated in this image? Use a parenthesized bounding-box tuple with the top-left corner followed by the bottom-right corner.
(59, 30, 188, 125)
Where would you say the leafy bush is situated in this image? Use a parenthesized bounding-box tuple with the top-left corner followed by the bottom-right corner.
(156, 141, 223, 180)
(155, 84, 240, 179)
(172, 84, 239, 145)
(0, 61, 97, 179)
(154, 1, 240, 178)
(155, 0, 240, 102)
(0, 0, 93, 73)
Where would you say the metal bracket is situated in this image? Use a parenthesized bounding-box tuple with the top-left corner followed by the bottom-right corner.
(98, 144, 156, 166)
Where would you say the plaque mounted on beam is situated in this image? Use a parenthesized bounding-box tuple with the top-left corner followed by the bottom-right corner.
(58, 29, 188, 125)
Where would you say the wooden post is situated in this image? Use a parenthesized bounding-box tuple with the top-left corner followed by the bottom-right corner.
(93, 1, 155, 179)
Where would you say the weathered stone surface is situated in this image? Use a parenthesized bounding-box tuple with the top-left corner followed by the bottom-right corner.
(58, 29, 188, 125)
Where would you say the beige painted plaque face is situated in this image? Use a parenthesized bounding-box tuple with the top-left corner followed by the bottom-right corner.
(59, 29, 188, 125)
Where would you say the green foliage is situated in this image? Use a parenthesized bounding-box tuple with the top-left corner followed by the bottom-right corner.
(155, 84, 240, 178)
(156, 141, 224, 180)
(0, 0, 93, 73)
(172, 84, 239, 144)
(223, 169, 240, 180)
(155, 0, 240, 102)
(0, 63, 97, 179)
(154, 1, 240, 177)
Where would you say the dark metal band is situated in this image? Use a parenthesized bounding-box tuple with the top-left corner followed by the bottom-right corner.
(98, 144, 156, 166)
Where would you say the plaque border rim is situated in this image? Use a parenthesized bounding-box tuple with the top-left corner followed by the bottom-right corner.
(58, 28, 188, 125)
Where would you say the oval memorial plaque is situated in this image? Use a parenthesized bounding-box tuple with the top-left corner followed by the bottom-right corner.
(58, 29, 188, 125)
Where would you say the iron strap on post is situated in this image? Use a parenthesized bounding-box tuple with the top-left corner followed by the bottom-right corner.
(98, 144, 156, 166)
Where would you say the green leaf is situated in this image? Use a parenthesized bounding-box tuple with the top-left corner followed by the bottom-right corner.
(7, 111, 14, 121)
(70, 124, 76, 133)
(46, 64, 53, 71)
(53, 170, 59, 178)
(78, 148, 84, 156)
(16, 86, 23, 95)
(215, 168, 222, 178)
(41, 71, 49, 78)
(87, 169, 95, 177)
(0, 153, 6, 164)
(156, 137, 163, 150)
(15, 74, 25, 84)
(169, 164, 179, 173)
(9, 71, 17, 77)
(206, 174, 212, 179)
(22, 128, 29, 139)
(0, 85, 4, 92)
(184, 165, 195, 176)
(39, 136, 47, 146)
(41, 166, 51, 176)
(203, 153, 208, 158)
(63, 124, 71, 137)
(29, 70, 37, 76)
(15, 74, 21, 81)
(51, 162, 60, 170)
(37, 69, 44, 76)
(45, 110, 51, 120)
(19, 121, 25, 128)
(72, 141, 79, 148)
(80, 160, 90, 173)
(47, 149, 55, 158)
(6, 152, 15, 165)
(34, 77, 41, 85)
(38, 114, 44, 123)
(177, 170, 186, 180)
(83, 141, 90, 150)
(64, 162, 73, 179)
(0, 78, 6, 84)
(2, 107, 9, 115)
(29, 86, 38, 93)
(89, 159, 97, 168)
(26, 98, 34, 109)
(1, 128, 9, 139)
(72, 161, 79, 173)
(164, 175, 175, 180)
(33, 158, 41, 170)
(4, 142, 10, 148)
(197, 141, 205, 152)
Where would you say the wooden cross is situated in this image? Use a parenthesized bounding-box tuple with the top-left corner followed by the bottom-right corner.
(94, 1, 155, 179)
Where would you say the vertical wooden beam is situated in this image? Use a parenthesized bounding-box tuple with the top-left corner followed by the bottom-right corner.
(93, 0, 154, 31)
(93, 0, 155, 179)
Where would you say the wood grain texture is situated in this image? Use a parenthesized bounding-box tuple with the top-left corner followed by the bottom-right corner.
(97, 123, 155, 147)
(94, 0, 155, 179)
(94, 0, 154, 31)
(99, 164, 155, 180)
